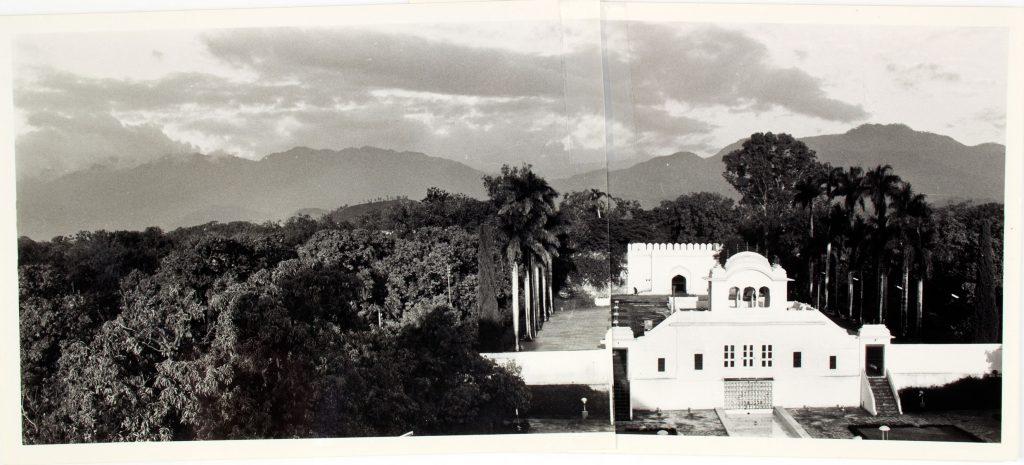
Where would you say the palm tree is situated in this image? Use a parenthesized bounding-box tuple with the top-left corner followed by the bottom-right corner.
(483, 164, 560, 350)
(586, 188, 609, 219)
(794, 174, 825, 301)
(820, 166, 847, 311)
(891, 182, 935, 338)
(845, 218, 872, 322)
(860, 165, 903, 324)
(834, 166, 866, 320)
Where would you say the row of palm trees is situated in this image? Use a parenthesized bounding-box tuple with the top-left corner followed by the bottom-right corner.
(794, 164, 936, 337)
(483, 165, 562, 351)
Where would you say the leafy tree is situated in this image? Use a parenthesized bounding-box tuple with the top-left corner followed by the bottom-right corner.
(974, 220, 1000, 342)
(722, 132, 822, 215)
(477, 224, 502, 324)
(654, 192, 741, 246)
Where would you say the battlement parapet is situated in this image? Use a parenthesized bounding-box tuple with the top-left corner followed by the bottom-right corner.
(627, 243, 722, 253)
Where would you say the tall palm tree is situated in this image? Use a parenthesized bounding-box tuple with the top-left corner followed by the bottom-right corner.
(891, 183, 935, 337)
(860, 165, 903, 324)
(834, 166, 866, 320)
(794, 174, 825, 301)
(820, 166, 847, 311)
(483, 164, 560, 350)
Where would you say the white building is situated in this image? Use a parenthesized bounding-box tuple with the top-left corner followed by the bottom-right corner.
(626, 243, 720, 296)
(611, 244, 1001, 418)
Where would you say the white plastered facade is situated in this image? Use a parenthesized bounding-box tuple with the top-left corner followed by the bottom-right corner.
(617, 244, 1002, 413)
(625, 243, 720, 295)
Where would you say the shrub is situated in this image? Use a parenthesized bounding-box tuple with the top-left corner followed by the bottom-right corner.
(898, 374, 1001, 412)
(526, 384, 609, 419)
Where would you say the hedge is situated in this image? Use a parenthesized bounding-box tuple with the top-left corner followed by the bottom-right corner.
(898, 375, 1001, 412)
(526, 384, 610, 419)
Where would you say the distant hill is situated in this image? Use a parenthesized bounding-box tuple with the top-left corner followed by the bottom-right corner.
(326, 199, 416, 224)
(291, 207, 332, 219)
(554, 124, 1005, 208)
(17, 146, 488, 240)
(552, 151, 735, 207)
(713, 124, 1005, 205)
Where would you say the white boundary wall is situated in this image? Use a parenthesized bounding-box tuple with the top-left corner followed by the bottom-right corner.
(482, 350, 610, 387)
(626, 243, 720, 295)
(887, 344, 1002, 389)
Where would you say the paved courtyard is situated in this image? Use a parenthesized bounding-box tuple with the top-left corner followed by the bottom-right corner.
(520, 304, 610, 351)
(616, 408, 999, 441)
(788, 407, 1001, 442)
(527, 418, 615, 433)
(616, 409, 728, 436)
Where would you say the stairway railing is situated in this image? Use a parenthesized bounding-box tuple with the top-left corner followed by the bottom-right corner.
(860, 370, 878, 416)
(885, 368, 903, 415)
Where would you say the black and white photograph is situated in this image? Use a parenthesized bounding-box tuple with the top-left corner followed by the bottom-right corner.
(600, 3, 1017, 450)
(0, 1, 1021, 464)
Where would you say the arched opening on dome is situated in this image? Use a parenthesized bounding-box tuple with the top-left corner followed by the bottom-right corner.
(671, 275, 687, 296)
(728, 287, 739, 308)
(743, 287, 756, 308)
(759, 286, 771, 308)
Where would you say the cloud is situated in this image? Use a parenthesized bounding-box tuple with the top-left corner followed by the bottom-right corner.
(620, 24, 869, 123)
(16, 111, 197, 179)
(974, 107, 1006, 130)
(14, 26, 606, 178)
(886, 62, 961, 90)
(202, 28, 567, 99)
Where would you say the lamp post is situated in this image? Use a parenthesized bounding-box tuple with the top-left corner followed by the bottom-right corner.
(581, 397, 588, 420)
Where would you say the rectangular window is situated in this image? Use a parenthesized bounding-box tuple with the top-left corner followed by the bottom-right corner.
(742, 345, 754, 367)
(793, 352, 802, 368)
(657, 357, 666, 372)
(723, 345, 735, 367)
(694, 354, 703, 370)
(829, 355, 837, 370)
(761, 344, 773, 367)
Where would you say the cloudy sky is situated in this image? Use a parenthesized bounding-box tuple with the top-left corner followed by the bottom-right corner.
(13, 21, 605, 180)
(605, 21, 1009, 159)
(13, 19, 1009, 180)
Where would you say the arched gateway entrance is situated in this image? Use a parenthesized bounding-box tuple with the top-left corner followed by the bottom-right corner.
(671, 275, 687, 296)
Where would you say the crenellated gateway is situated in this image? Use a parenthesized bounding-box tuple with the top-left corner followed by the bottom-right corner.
(608, 243, 1001, 421)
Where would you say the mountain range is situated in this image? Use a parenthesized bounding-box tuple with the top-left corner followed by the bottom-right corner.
(16, 124, 1005, 239)
(17, 147, 487, 240)
(555, 123, 1005, 207)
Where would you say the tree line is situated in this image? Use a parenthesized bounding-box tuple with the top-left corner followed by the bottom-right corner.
(18, 182, 537, 443)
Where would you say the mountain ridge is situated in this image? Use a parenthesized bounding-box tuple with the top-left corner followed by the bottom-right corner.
(604, 123, 1005, 207)
(17, 124, 1005, 239)
(17, 146, 489, 240)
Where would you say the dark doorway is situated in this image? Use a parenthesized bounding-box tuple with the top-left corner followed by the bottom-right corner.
(865, 345, 885, 377)
(671, 275, 687, 296)
(612, 349, 631, 421)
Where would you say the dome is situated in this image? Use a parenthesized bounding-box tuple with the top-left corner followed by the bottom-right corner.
(723, 251, 773, 272)
(712, 251, 789, 281)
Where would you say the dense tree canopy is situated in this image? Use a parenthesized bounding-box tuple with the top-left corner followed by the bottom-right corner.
(19, 206, 529, 443)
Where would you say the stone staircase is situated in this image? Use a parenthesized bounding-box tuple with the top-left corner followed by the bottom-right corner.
(612, 295, 671, 337)
(612, 363, 631, 421)
(868, 377, 900, 416)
